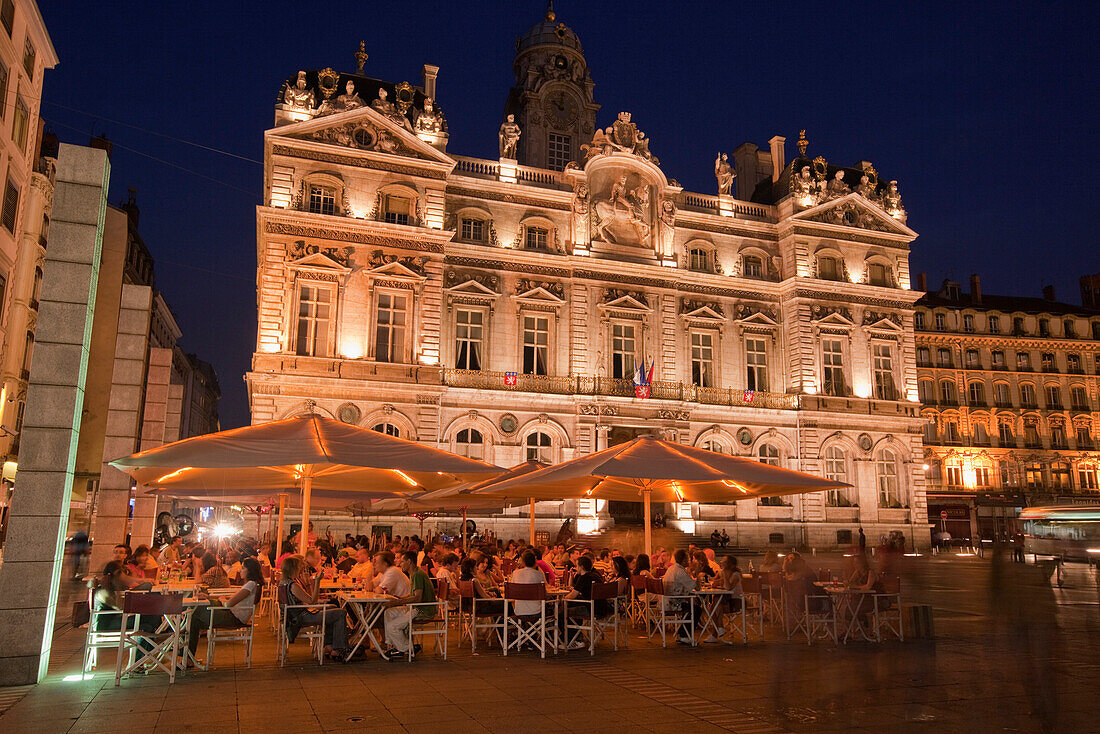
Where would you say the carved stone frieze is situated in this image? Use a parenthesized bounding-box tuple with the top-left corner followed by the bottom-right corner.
(516, 278, 564, 299)
(655, 409, 690, 421)
(288, 239, 352, 266)
(603, 288, 648, 305)
(862, 310, 903, 327)
(580, 404, 618, 416)
(811, 304, 854, 322)
(445, 256, 569, 278)
(369, 249, 428, 275)
(446, 268, 500, 292)
(680, 298, 723, 316)
(270, 144, 448, 180)
(794, 289, 913, 310)
(734, 303, 777, 321)
(264, 221, 445, 253)
(445, 186, 571, 211)
(807, 200, 890, 232)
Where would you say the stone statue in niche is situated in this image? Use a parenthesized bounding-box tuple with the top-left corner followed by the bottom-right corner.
(284, 71, 315, 111)
(658, 199, 676, 258)
(593, 175, 651, 246)
(714, 152, 734, 195)
(499, 114, 521, 158)
(414, 97, 443, 133)
(571, 182, 589, 243)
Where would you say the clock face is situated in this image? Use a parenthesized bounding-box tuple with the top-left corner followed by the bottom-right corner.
(553, 54, 568, 70)
(544, 91, 579, 128)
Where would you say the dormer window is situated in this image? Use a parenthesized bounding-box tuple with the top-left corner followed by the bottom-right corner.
(524, 226, 549, 250)
(934, 313, 946, 331)
(308, 185, 336, 216)
(1064, 319, 1076, 338)
(963, 314, 974, 332)
(818, 256, 840, 281)
(383, 194, 412, 225)
(914, 312, 925, 330)
(945, 283, 961, 300)
(867, 262, 889, 286)
(460, 217, 486, 242)
(742, 255, 763, 279)
(689, 247, 712, 272)
(988, 315, 1000, 333)
(1039, 319, 1050, 337)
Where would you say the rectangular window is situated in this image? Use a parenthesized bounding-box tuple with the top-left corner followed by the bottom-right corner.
(1, 177, 18, 233)
(873, 343, 897, 400)
(1078, 425, 1093, 448)
(454, 309, 483, 370)
(383, 195, 411, 225)
(822, 339, 845, 396)
(1039, 319, 1050, 337)
(1025, 463, 1043, 489)
(946, 466, 963, 487)
(746, 337, 768, 391)
(963, 314, 974, 333)
(975, 423, 990, 446)
(914, 312, 925, 330)
(689, 248, 711, 272)
(0, 270, 6, 323)
(374, 292, 407, 363)
(1079, 466, 1099, 491)
(1071, 386, 1088, 410)
(988, 315, 1000, 333)
(968, 381, 985, 405)
(992, 350, 1005, 368)
(11, 95, 27, 151)
(1041, 352, 1056, 372)
(742, 255, 763, 278)
(1045, 384, 1061, 408)
(459, 217, 485, 242)
(916, 347, 930, 366)
(1016, 351, 1031, 370)
(308, 185, 336, 215)
(939, 380, 956, 404)
(22, 37, 34, 79)
(918, 380, 934, 403)
(975, 466, 992, 486)
(0, 0, 13, 37)
(999, 421, 1014, 446)
(994, 382, 1011, 406)
(294, 284, 332, 357)
(524, 226, 548, 250)
(937, 348, 952, 368)
(867, 263, 888, 286)
(934, 313, 946, 331)
(818, 256, 838, 280)
(1064, 319, 1076, 338)
(1068, 353, 1081, 373)
(690, 331, 714, 388)
(0, 59, 8, 121)
(611, 323, 635, 380)
(966, 349, 980, 368)
(1020, 383, 1035, 406)
(1051, 426, 1067, 449)
(522, 315, 550, 376)
(547, 132, 571, 172)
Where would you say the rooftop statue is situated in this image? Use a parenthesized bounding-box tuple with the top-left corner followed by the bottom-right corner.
(368, 87, 413, 130)
(414, 97, 443, 133)
(825, 170, 850, 200)
(882, 180, 906, 220)
(714, 152, 734, 196)
(499, 114, 521, 158)
(336, 80, 364, 111)
(284, 71, 316, 111)
(791, 165, 818, 206)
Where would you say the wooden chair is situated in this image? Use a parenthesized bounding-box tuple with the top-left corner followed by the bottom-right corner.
(502, 582, 552, 658)
(460, 580, 504, 653)
(804, 592, 837, 645)
(275, 581, 328, 666)
(627, 575, 648, 627)
(740, 575, 765, 638)
(563, 582, 622, 655)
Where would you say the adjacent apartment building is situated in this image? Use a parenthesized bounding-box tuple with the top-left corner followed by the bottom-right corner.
(916, 274, 1100, 541)
(247, 8, 929, 548)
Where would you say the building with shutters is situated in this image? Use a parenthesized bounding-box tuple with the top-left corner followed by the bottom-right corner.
(247, 7, 929, 549)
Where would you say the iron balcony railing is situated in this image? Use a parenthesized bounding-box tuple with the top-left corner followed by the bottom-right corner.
(441, 369, 801, 410)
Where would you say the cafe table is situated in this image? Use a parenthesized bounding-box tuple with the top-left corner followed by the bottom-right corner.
(693, 587, 744, 644)
(815, 582, 877, 643)
(338, 590, 393, 660)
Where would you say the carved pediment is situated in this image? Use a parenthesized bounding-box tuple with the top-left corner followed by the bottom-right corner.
(600, 288, 650, 312)
(862, 310, 904, 331)
(286, 240, 352, 272)
(515, 279, 566, 304)
(733, 303, 778, 325)
(811, 304, 855, 326)
(270, 105, 454, 166)
(794, 193, 914, 236)
(680, 298, 724, 321)
(445, 269, 500, 296)
(365, 249, 428, 279)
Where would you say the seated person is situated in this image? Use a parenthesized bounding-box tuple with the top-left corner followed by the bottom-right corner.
(611, 556, 631, 596)
(704, 548, 722, 574)
(92, 561, 159, 636)
(434, 552, 461, 597)
(279, 555, 349, 661)
(561, 555, 610, 646)
(200, 551, 230, 589)
(379, 551, 437, 660)
(112, 544, 141, 578)
(348, 548, 374, 584)
(474, 557, 500, 595)
(662, 549, 699, 645)
(157, 537, 183, 566)
(509, 550, 547, 618)
(131, 545, 160, 579)
(692, 551, 716, 584)
(223, 550, 242, 583)
(187, 557, 264, 662)
(719, 529, 730, 548)
(459, 557, 504, 617)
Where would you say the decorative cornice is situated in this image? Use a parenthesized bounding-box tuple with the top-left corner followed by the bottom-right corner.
(446, 186, 571, 211)
(792, 288, 915, 310)
(789, 222, 910, 249)
(444, 256, 569, 278)
(271, 144, 449, 180)
(677, 217, 778, 241)
(264, 221, 445, 253)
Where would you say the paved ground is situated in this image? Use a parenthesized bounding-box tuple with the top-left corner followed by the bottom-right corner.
(1, 553, 1096, 734)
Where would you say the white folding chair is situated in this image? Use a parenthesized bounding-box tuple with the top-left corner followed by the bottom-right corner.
(206, 606, 257, 668)
(114, 592, 186, 686)
(645, 577, 695, 647)
(275, 582, 328, 666)
(873, 574, 903, 642)
(739, 575, 765, 638)
(804, 593, 837, 646)
(503, 582, 551, 658)
(722, 593, 749, 644)
(407, 584, 449, 661)
(462, 581, 504, 653)
(82, 582, 124, 673)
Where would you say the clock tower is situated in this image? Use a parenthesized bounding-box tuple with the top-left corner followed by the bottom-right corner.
(504, 4, 599, 170)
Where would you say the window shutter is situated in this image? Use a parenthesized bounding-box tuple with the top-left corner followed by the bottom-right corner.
(2, 179, 18, 233)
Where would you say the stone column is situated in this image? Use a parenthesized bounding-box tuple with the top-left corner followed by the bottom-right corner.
(87, 285, 151, 573)
(130, 347, 172, 546)
(0, 144, 109, 685)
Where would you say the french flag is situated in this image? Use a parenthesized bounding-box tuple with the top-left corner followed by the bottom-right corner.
(633, 358, 654, 398)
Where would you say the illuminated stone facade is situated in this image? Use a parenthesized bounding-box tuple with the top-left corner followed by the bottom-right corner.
(247, 10, 928, 548)
(917, 275, 1100, 541)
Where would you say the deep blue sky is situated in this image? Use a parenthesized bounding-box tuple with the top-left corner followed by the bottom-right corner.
(37, 1, 1100, 428)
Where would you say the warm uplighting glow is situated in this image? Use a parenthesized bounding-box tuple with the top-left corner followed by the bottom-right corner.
(155, 467, 191, 483)
(259, 339, 281, 353)
(419, 354, 439, 366)
(1086, 548, 1100, 554)
(922, 464, 930, 471)
(341, 341, 363, 359)
(392, 469, 418, 487)
(577, 517, 599, 534)
(852, 382, 871, 399)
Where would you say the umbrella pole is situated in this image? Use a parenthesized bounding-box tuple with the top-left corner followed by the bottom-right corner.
(299, 476, 313, 556)
(529, 497, 535, 547)
(276, 493, 287, 552)
(644, 489, 653, 557)
(462, 506, 468, 552)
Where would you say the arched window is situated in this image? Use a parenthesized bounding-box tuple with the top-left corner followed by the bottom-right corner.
(1051, 461, 1071, 490)
(876, 450, 902, 508)
(823, 447, 852, 506)
(741, 254, 763, 279)
(525, 431, 553, 463)
(456, 428, 484, 460)
(702, 439, 725, 454)
(817, 255, 841, 281)
(968, 382, 985, 406)
(688, 247, 711, 272)
(974, 421, 989, 445)
(372, 422, 399, 437)
(939, 380, 957, 404)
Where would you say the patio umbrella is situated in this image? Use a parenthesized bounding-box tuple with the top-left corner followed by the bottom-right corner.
(471, 436, 851, 555)
(111, 414, 501, 554)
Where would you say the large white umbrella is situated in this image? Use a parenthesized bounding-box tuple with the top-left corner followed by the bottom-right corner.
(472, 436, 851, 554)
(112, 414, 501, 554)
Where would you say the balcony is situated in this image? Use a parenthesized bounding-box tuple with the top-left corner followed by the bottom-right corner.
(442, 369, 802, 410)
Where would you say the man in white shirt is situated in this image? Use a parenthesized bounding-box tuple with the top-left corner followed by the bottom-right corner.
(372, 551, 412, 660)
(509, 550, 547, 617)
(158, 536, 183, 565)
(349, 548, 374, 584)
(662, 549, 698, 645)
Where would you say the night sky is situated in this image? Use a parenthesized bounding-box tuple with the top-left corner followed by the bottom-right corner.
(37, 1, 1100, 428)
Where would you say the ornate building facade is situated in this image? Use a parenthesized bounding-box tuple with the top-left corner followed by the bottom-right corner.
(247, 9, 929, 548)
(916, 275, 1100, 541)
